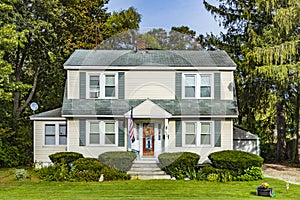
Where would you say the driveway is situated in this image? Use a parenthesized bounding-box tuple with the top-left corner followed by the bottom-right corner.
(263, 163, 300, 185)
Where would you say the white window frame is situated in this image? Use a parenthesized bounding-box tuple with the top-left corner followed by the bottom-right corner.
(182, 73, 214, 99)
(43, 122, 67, 146)
(87, 120, 118, 146)
(182, 121, 214, 147)
(87, 72, 118, 99)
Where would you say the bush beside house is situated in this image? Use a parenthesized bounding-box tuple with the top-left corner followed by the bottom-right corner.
(202, 150, 264, 182)
(158, 152, 200, 180)
(36, 152, 131, 182)
(98, 151, 136, 172)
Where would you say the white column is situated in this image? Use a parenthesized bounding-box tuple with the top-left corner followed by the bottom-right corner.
(164, 118, 169, 152)
(127, 118, 131, 151)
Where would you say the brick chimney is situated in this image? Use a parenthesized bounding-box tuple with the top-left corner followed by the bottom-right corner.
(136, 38, 146, 50)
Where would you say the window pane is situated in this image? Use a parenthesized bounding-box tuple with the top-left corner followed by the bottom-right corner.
(90, 123, 99, 144)
(105, 86, 115, 97)
(201, 75, 210, 85)
(105, 123, 115, 144)
(185, 134, 196, 145)
(90, 123, 99, 132)
(201, 134, 211, 145)
(185, 75, 195, 86)
(90, 76, 100, 98)
(45, 125, 55, 135)
(45, 136, 55, 145)
(59, 125, 67, 145)
(201, 123, 211, 134)
(185, 87, 195, 97)
(105, 134, 115, 144)
(90, 134, 100, 144)
(45, 124, 55, 145)
(200, 86, 211, 97)
(59, 137, 67, 145)
(105, 75, 115, 86)
(186, 123, 196, 133)
(105, 123, 115, 132)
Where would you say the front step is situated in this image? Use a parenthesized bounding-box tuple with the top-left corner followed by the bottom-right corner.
(128, 159, 171, 180)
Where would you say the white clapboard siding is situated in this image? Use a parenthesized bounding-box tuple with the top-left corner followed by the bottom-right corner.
(125, 71, 175, 99)
(67, 70, 80, 99)
(221, 71, 234, 100)
(34, 121, 66, 163)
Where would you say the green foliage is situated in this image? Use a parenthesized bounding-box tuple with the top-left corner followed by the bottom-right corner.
(14, 169, 27, 180)
(209, 150, 264, 171)
(0, 0, 142, 168)
(98, 151, 136, 172)
(202, 163, 263, 182)
(36, 158, 131, 182)
(36, 164, 70, 181)
(207, 173, 219, 182)
(158, 152, 200, 180)
(0, 127, 24, 168)
(49, 152, 83, 165)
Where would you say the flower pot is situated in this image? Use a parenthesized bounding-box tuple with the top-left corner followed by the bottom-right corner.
(256, 187, 273, 197)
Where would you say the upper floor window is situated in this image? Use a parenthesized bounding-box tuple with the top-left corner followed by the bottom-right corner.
(44, 123, 67, 146)
(182, 121, 213, 146)
(183, 73, 213, 99)
(87, 120, 118, 146)
(88, 73, 117, 99)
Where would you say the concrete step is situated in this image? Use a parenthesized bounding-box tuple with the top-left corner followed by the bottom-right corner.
(128, 160, 170, 180)
(128, 170, 166, 175)
(130, 174, 171, 180)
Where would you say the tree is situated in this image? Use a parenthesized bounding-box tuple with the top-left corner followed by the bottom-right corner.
(0, 0, 141, 166)
(203, 0, 299, 162)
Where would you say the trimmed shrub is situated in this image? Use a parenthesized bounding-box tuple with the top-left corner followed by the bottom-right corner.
(208, 150, 264, 172)
(49, 152, 83, 165)
(158, 152, 200, 179)
(70, 158, 107, 182)
(36, 158, 131, 182)
(98, 151, 136, 172)
(158, 152, 184, 169)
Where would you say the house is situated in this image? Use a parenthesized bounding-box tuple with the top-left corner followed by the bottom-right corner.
(30, 49, 238, 164)
(233, 126, 260, 155)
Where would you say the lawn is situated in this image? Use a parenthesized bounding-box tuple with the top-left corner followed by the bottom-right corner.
(0, 169, 298, 200)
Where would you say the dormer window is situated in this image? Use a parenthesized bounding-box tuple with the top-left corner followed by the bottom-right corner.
(87, 73, 117, 99)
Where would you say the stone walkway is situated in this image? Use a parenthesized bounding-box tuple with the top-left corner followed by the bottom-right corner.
(263, 163, 300, 185)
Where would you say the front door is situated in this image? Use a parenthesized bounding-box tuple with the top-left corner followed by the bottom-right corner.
(143, 123, 154, 156)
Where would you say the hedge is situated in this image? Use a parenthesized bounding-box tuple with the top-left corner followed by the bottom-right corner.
(208, 150, 264, 172)
(49, 152, 83, 165)
(98, 151, 136, 172)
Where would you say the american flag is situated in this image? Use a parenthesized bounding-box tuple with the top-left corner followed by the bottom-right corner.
(129, 108, 135, 143)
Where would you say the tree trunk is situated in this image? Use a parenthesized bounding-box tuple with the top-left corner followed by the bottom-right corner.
(276, 98, 286, 162)
(295, 77, 300, 164)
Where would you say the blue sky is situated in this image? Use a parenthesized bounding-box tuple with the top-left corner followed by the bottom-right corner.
(107, 0, 223, 35)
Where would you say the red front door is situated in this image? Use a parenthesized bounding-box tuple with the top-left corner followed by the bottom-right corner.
(143, 123, 154, 156)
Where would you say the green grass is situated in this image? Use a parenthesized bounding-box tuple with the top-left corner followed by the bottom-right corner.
(0, 169, 298, 200)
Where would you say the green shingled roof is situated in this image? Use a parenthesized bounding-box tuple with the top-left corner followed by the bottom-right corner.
(61, 99, 238, 116)
(64, 50, 236, 68)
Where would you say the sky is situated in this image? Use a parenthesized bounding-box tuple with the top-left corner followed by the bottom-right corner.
(106, 0, 223, 35)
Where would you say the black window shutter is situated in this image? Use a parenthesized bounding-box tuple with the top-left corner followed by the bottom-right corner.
(118, 72, 125, 99)
(214, 73, 221, 100)
(118, 120, 125, 147)
(79, 72, 86, 99)
(214, 120, 221, 147)
(175, 72, 182, 100)
(79, 119, 86, 146)
(175, 120, 182, 147)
